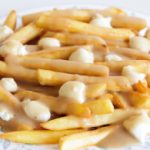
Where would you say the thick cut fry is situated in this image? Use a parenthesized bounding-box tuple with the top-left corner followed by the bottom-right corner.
(44, 32, 107, 50)
(4, 10, 17, 30)
(111, 15, 147, 31)
(37, 69, 132, 91)
(22, 9, 93, 25)
(106, 39, 129, 48)
(96, 60, 150, 73)
(7, 23, 43, 44)
(0, 129, 83, 144)
(112, 92, 129, 109)
(0, 85, 20, 108)
(22, 7, 126, 25)
(17, 57, 109, 76)
(133, 81, 148, 93)
(24, 45, 92, 59)
(109, 47, 150, 60)
(86, 83, 106, 98)
(84, 97, 114, 115)
(128, 92, 150, 108)
(25, 45, 40, 52)
(15, 90, 91, 117)
(59, 126, 116, 150)
(41, 109, 141, 130)
(0, 62, 37, 83)
(36, 15, 134, 40)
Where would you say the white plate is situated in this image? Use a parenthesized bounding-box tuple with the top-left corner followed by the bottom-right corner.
(1, 5, 150, 150)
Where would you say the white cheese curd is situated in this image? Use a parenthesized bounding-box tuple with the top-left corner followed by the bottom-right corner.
(22, 99, 51, 122)
(59, 81, 86, 103)
(38, 37, 61, 48)
(0, 105, 14, 121)
(0, 40, 28, 57)
(129, 36, 150, 53)
(90, 14, 112, 28)
(0, 25, 13, 42)
(69, 48, 94, 63)
(122, 65, 146, 85)
(105, 53, 123, 61)
(0, 78, 18, 92)
(123, 113, 150, 142)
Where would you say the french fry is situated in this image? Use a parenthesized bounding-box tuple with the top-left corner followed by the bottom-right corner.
(37, 69, 132, 91)
(133, 81, 148, 93)
(96, 60, 150, 73)
(105, 39, 129, 48)
(22, 9, 93, 26)
(109, 47, 150, 60)
(6, 23, 43, 44)
(0, 129, 83, 144)
(22, 7, 126, 25)
(128, 92, 150, 108)
(17, 57, 109, 76)
(84, 96, 114, 115)
(36, 15, 134, 40)
(112, 92, 129, 109)
(4, 10, 17, 30)
(44, 32, 107, 50)
(41, 109, 141, 130)
(86, 83, 106, 98)
(59, 126, 116, 150)
(24, 45, 92, 59)
(111, 15, 147, 31)
(15, 90, 91, 117)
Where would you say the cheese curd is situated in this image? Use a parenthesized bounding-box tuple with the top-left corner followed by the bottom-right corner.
(123, 113, 150, 142)
(105, 54, 123, 61)
(129, 36, 150, 53)
(0, 25, 13, 42)
(69, 48, 94, 63)
(90, 14, 112, 28)
(59, 81, 86, 103)
(122, 65, 146, 85)
(0, 78, 18, 92)
(0, 105, 14, 121)
(22, 99, 51, 122)
(0, 40, 28, 57)
(38, 37, 61, 48)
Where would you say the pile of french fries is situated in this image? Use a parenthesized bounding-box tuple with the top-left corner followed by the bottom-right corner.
(0, 7, 149, 150)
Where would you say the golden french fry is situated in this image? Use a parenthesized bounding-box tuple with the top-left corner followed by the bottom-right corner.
(44, 32, 107, 50)
(37, 69, 132, 91)
(15, 90, 91, 117)
(106, 39, 129, 48)
(59, 126, 116, 150)
(111, 15, 147, 31)
(84, 96, 114, 115)
(128, 92, 150, 108)
(86, 83, 106, 98)
(24, 45, 92, 59)
(112, 92, 129, 109)
(17, 57, 109, 76)
(133, 81, 148, 93)
(109, 47, 150, 60)
(7, 23, 43, 44)
(36, 15, 134, 40)
(22, 9, 93, 26)
(96, 60, 150, 74)
(41, 109, 141, 130)
(4, 10, 17, 30)
(0, 129, 83, 144)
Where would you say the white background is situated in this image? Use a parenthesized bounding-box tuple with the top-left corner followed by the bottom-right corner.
(0, 0, 150, 16)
